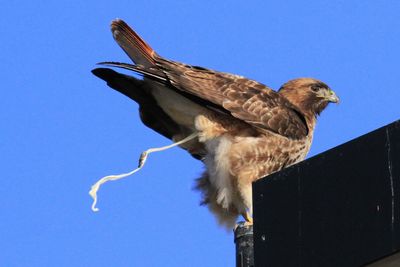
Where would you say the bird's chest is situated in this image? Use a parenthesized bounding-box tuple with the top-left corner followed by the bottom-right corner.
(228, 134, 313, 179)
(201, 134, 312, 209)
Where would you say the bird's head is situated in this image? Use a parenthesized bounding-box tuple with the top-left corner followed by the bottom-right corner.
(278, 78, 339, 117)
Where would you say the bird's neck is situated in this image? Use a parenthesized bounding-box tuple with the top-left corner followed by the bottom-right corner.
(304, 113, 317, 136)
(282, 95, 318, 137)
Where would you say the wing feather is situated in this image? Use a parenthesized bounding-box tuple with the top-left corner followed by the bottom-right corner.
(155, 58, 308, 139)
(103, 19, 309, 140)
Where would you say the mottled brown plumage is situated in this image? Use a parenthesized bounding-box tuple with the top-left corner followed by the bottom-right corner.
(92, 19, 339, 228)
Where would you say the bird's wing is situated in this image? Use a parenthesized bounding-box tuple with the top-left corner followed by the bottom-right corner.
(106, 19, 308, 140)
(155, 59, 309, 139)
(91, 68, 178, 140)
(92, 67, 206, 160)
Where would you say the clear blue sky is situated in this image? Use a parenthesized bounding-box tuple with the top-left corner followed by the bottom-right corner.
(1, 1, 400, 266)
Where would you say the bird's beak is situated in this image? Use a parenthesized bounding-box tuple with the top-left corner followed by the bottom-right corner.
(326, 89, 339, 104)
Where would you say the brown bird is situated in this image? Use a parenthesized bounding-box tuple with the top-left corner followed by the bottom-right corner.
(92, 19, 339, 229)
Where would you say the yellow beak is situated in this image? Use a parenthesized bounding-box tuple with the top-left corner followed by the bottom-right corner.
(326, 89, 339, 103)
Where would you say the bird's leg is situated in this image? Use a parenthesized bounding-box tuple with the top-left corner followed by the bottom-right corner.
(241, 211, 254, 225)
(195, 114, 229, 142)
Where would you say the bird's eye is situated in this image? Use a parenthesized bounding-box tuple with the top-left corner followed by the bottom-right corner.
(311, 85, 320, 92)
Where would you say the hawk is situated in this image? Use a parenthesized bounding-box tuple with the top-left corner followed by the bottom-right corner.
(92, 19, 339, 228)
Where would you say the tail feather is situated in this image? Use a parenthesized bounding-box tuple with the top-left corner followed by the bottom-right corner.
(91, 67, 177, 139)
(111, 19, 157, 67)
(195, 173, 239, 229)
(91, 67, 205, 160)
(98, 61, 167, 82)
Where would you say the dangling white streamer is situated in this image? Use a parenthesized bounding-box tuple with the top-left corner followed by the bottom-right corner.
(89, 133, 198, 212)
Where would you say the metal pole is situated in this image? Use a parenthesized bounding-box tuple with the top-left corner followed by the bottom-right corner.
(234, 222, 254, 267)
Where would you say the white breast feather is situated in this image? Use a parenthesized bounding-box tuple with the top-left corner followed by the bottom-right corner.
(204, 136, 233, 209)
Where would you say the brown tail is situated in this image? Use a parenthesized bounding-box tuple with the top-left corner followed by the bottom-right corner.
(111, 19, 157, 67)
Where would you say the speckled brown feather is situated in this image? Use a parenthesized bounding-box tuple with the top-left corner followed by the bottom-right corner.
(155, 58, 309, 139)
(101, 60, 309, 140)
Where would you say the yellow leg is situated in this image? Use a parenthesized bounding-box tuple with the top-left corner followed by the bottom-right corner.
(241, 211, 253, 225)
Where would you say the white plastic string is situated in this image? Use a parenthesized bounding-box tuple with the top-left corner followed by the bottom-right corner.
(89, 133, 198, 212)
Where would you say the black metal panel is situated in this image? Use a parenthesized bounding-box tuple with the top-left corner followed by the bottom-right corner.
(253, 120, 400, 267)
(388, 122, 400, 250)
